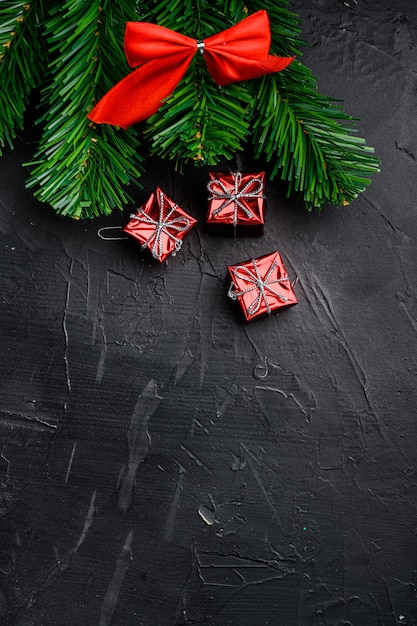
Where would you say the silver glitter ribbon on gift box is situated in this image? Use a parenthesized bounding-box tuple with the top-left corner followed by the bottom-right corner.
(207, 172, 265, 227)
(228, 257, 290, 317)
(130, 189, 191, 260)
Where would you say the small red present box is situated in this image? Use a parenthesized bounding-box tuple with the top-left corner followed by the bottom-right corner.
(227, 251, 297, 321)
(123, 187, 197, 262)
(207, 171, 266, 235)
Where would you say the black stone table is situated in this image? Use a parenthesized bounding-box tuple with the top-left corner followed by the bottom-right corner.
(1, 1, 417, 624)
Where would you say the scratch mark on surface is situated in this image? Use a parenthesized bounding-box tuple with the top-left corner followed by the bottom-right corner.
(253, 356, 269, 380)
(188, 540, 297, 624)
(44, 348, 58, 379)
(173, 316, 201, 386)
(363, 193, 411, 244)
(398, 297, 417, 335)
(55, 264, 87, 300)
(198, 503, 217, 526)
(343, 0, 357, 11)
(99, 530, 134, 626)
(362, 195, 417, 341)
(86, 250, 111, 346)
(243, 325, 263, 359)
(62, 259, 73, 394)
(215, 383, 239, 418)
(173, 347, 197, 385)
(0, 446, 10, 487)
(231, 452, 246, 471)
(64, 442, 77, 484)
(394, 141, 416, 162)
(240, 444, 284, 532)
(95, 343, 108, 385)
(191, 273, 219, 389)
(14, 491, 98, 618)
(74, 490, 96, 553)
(118, 380, 163, 512)
(163, 467, 185, 543)
(193, 227, 222, 279)
(194, 417, 209, 434)
(189, 410, 210, 437)
(306, 270, 372, 407)
(53, 546, 60, 565)
(0, 410, 57, 432)
(255, 385, 309, 420)
(180, 445, 211, 472)
(383, 579, 396, 622)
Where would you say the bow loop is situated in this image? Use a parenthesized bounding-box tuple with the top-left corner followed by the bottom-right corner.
(124, 21, 196, 67)
(88, 10, 293, 129)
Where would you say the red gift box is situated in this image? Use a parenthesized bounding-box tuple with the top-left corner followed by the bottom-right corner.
(123, 187, 197, 262)
(228, 251, 297, 321)
(207, 171, 266, 235)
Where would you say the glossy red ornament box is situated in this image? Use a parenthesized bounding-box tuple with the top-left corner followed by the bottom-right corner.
(207, 171, 266, 235)
(123, 187, 196, 262)
(228, 251, 298, 321)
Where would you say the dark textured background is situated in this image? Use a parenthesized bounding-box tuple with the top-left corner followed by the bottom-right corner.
(1, 1, 417, 624)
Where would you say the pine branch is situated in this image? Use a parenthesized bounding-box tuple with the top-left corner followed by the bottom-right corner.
(223, 0, 302, 56)
(25, 0, 144, 219)
(0, 0, 379, 217)
(142, 0, 378, 208)
(142, 0, 251, 166)
(0, 0, 47, 154)
(246, 0, 380, 209)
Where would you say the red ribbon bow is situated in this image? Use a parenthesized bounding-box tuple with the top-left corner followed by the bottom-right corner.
(88, 10, 293, 129)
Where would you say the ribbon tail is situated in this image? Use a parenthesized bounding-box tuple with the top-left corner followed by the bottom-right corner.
(88, 51, 194, 128)
(260, 55, 294, 75)
(204, 51, 293, 86)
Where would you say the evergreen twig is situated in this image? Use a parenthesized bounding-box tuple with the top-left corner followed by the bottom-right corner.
(0, 0, 379, 216)
(142, 0, 252, 167)
(0, 0, 47, 154)
(25, 0, 144, 219)
(141, 0, 379, 210)
(247, 0, 380, 208)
